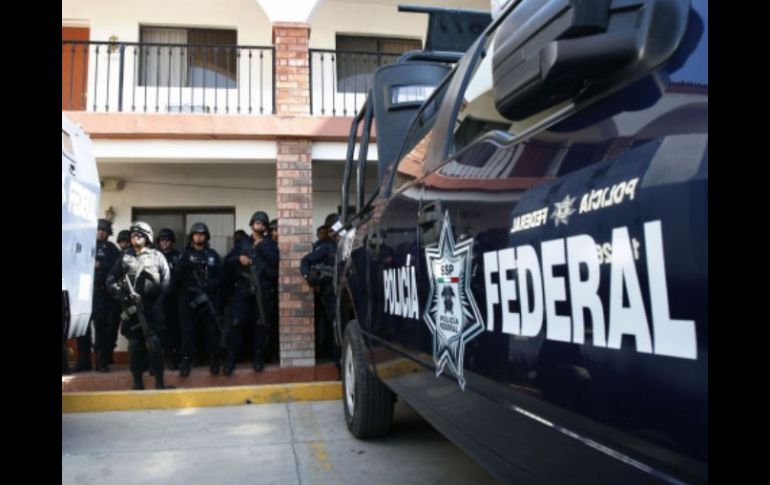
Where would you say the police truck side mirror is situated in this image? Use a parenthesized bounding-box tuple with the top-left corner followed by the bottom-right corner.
(492, 0, 690, 121)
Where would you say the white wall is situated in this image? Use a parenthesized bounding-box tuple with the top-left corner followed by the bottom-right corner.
(93, 139, 277, 162)
(98, 162, 277, 236)
(311, 160, 378, 232)
(97, 159, 377, 255)
(308, 0, 490, 48)
(62, 0, 490, 48)
(63, 0, 272, 44)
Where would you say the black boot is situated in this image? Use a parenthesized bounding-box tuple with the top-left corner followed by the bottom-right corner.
(95, 353, 110, 373)
(155, 373, 174, 390)
(253, 352, 264, 372)
(166, 351, 179, 371)
(132, 373, 144, 390)
(223, 357, 236, 376)
(179, 357, 192, 377)
(209, 354, 220, 375)
(73, 359, 92, 373)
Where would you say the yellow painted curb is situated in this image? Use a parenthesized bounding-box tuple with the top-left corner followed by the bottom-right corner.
(62, 381, 342, 413)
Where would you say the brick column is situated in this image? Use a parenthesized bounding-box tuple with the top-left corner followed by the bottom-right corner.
(276, 139, 315, 367)
(273, 22, 311, 116)
(273, 22, 315, 367)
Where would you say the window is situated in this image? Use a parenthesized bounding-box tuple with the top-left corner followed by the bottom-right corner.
(62, 129, 74, 156)
(138, 27, 237, 88)
(131, 208, 235, 256)
(335, 35, 421, 93)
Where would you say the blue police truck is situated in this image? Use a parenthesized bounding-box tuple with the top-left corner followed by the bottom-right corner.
(333, 1, 707, 483)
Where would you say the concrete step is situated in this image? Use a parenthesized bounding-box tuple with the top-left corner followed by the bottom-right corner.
(63, 361, 340, 392)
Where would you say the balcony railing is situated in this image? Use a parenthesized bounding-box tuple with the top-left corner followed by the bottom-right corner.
(62, 40, 275, 114)
(309, 49, 402, 117)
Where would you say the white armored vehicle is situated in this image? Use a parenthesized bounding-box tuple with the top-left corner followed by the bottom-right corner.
(62, 114, 100, 341)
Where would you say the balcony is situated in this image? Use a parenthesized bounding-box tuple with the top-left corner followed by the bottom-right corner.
(62, 40, 410, 118)
(309, 49, 402, 117)
(62, 40, 276, 115)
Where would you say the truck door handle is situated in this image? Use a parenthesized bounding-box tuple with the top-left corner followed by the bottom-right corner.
(419, 201, 443, 246)
(418, 201, 442, 227)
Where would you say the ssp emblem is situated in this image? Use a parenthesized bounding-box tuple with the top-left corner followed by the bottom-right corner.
(424, 211, 484, 390)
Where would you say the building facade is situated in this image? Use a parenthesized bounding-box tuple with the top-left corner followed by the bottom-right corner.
(62, 0, 490, 365)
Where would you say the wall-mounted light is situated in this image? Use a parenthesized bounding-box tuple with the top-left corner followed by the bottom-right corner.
(108, 35, 119, 53)
(105, 206, 115, 222)
(101, 178, 125, 191)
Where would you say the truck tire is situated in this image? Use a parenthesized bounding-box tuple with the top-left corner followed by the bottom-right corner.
(342, 320, 394, 438)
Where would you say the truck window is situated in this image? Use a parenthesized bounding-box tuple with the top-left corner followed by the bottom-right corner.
(62, 129, 74, 156)
(387, 73, 452, 195)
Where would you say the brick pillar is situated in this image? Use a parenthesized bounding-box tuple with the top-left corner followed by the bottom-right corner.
(273, 22, 314, 366)
(273, 22, 315, 367)
(273, 22, 310, 116)
(276, 138, 315, 367)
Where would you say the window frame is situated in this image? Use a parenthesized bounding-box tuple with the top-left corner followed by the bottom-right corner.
(137, 26, 238, 88)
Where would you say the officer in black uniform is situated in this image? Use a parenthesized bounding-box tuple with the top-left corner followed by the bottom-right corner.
(269, 219, 279, 244)
(106, 222, 171, 390)
(223, 211, 279, 374)
(267, 218, 280, 362)
(157, 228, 182, 370)
(176, 223, 223, 376)
(233, 230, 248, 246)
(116, 230, 131, 252)
(314, 224, 329, 250)
(301, 213, 340, 360)
(74, 219, 122, 372)
(108, 229, 132, 361)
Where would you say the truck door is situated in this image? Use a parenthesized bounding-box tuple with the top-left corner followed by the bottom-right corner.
(408, 0, 708, 480)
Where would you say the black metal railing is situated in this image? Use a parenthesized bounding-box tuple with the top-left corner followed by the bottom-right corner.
(309, 49, 402, 116)
(62, 40, 275, 114)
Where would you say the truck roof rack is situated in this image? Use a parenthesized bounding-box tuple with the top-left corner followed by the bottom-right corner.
(398, 4, 492, 54)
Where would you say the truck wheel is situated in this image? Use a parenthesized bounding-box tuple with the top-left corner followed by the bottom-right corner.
(342, 320, 394, 438)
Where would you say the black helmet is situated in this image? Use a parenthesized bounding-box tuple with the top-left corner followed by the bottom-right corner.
(324, 213, 339, 229)
(158, 228, 176, 242)
(189, 222, 210, 239)
(97, 218, 113, 235)
(117, 230, 130, 243)
(249, 211, 270, 226)
(233, 229, 248, 242)
(129, 221, 153, 243)
(269, 219, 278, 229)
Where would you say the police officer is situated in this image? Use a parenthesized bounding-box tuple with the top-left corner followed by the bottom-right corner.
(108, 229, 132, 360)
(301, 213, 339, 360)
(116, 230, 131, 252)
(73, 219, 122, 372)
(314, 225, 329, 250)
(106, 222, 171, 390)
(223, 211, 278, 374)
(176, 223, 223, 376)
(269, 219, 279, 244)
(157, 228, 182, 371)
(233, 230, 248, 247)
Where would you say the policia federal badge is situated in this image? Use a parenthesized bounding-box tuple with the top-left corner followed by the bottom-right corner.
(424, 211, 484, 390)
